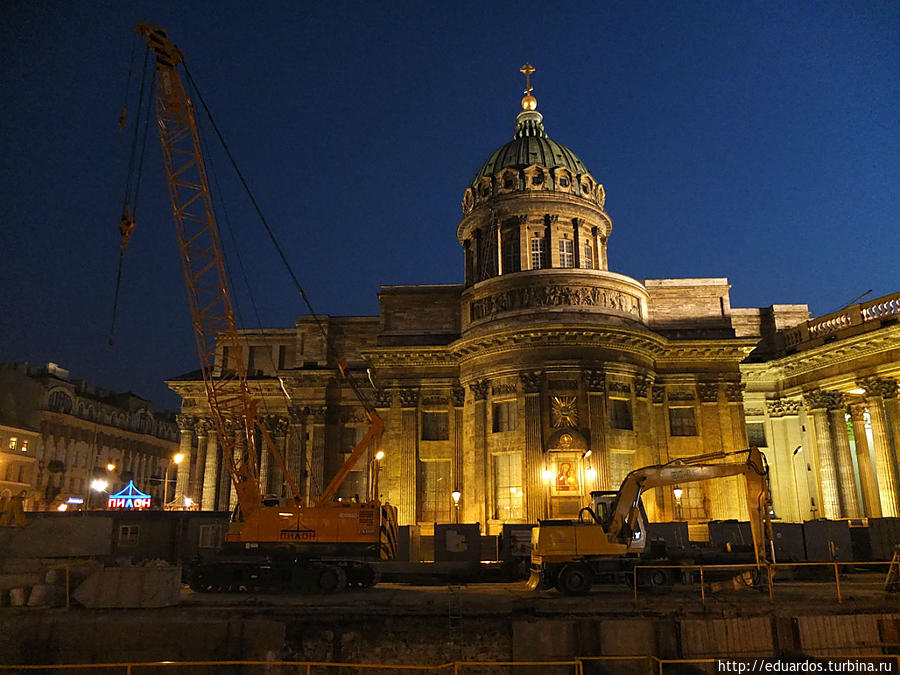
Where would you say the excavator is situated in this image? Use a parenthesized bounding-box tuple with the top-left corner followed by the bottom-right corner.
(527, 447, 775, 595)
(128, 23, 398, 592)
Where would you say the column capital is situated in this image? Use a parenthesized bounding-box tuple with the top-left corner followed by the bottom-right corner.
(766, 398, 801, 417)
(697, 382, 719, 404)
(847, 402, 868, 422)
(194, 418, 211, 437)
(519, 371, 543, 394)
(176, 414, 196, 433)
(858, 376, 899, 400)
(725, 382, 746, 403)
(633, 375, 654, 399)
(451, 383, 466, 408)
(373, 388, 393, 409)
(651, 386, 665, 404)
(288, 406, 305, 425)
(582, 369, 604, 393)
(398, 388, 420, 408)
(469, 380, 490, 401)
(804, 389, 843, 411)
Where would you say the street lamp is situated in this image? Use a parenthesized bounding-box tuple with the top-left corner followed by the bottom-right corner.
(163, 453, 184, 508)
(106, 463, 116, 472)
(673, 486, 683, 520)
(373, 450, 385, 501)
(451, 489, 461, 524)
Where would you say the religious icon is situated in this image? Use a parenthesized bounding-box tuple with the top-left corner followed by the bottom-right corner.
(556, 461, 577, 492)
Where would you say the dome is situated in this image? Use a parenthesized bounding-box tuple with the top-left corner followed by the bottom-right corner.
(472, 110, 590, 183)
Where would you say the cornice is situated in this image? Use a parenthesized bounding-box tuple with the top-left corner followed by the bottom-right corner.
(770, 326, 900, 379)
(361, 346, 457, 368)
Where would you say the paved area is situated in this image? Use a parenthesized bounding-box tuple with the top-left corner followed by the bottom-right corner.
(180, 574, 898, 617)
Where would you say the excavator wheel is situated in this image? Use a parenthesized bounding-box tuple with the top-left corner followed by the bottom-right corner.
(556, 564, 592, 596)
(637, 567, 674, 593)
(316, 565, 347, 594)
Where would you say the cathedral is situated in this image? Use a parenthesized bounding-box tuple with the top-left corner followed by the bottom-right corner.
(167, 67, 900, 534)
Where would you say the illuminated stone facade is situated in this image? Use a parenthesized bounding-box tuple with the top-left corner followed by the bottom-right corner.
(0, 362, 179, 510)
(167, 96, 900, 533)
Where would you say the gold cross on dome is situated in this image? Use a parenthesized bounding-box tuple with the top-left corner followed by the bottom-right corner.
(520, 62, 535, 95)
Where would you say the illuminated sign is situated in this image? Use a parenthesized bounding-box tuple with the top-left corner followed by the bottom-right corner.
(66, 497, 85, 504)
(107, 481, 152, 510)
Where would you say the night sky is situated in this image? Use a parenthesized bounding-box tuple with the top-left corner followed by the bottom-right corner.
(1, 1, 897, 411)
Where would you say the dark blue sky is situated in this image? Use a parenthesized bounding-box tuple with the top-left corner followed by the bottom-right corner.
(1, 1, 897, 410)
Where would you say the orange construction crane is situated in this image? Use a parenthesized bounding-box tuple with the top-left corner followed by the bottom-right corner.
(133, 23, 397, 593)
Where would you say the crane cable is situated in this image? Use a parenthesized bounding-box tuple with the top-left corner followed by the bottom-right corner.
(183, 61, 376, 417)
(109, 46, 152, 346)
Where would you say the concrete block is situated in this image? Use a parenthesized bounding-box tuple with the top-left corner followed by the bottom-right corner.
(73, 565, 181, 608)
(9, 587, 28, 606)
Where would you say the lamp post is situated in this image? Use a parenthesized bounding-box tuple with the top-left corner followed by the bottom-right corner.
(542, 467, 553, 519)
(373, 450, 385, 502)
(673, 486, 683, 521)
(451, 489, 461, 524)
(163, 453, 184, 509)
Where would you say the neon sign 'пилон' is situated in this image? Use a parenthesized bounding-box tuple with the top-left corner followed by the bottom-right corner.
(107, 480, 152, 510)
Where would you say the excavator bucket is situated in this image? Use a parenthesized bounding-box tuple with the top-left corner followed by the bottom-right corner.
(526, 568, 545, 591)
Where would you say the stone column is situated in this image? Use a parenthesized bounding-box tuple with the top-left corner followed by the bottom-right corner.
(201, 426, 219, 510)
(258, 415, 276, 495)
(219, 419, 235, 511)
(268, 416, 289, 499)
(724, 383, 749, 519)
(650, 385, 672, 519)
(521, 371, 544, 521)
(584, 370, 610, 491)
(849, 404, 880, 518)
(828, 400, 860, 518)
(191, 419, 208, 504)
(174, 415, 195, 506)
(859, 377, 900, 517)
(398, 389, 419, 525)
(804, 390, 842, 519)
(288, 407, 306, 502)
(632, 374, 658, 519)
(697, 383, 731, 519)
(308, 407, 327, 502)
(452, 384, 465, 499)
(229, 426, 244, 508)
(466, 380, 489, 526)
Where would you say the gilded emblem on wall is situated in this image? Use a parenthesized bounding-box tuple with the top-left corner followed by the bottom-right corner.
(551, 396, 578, 428)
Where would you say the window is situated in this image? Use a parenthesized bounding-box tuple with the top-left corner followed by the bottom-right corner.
(418, 460, 451, 522)
(8, 437, 17, 450)
(221, 346, 234, 372)
(559, 239, 574, 268)
(558, 176, 569, 187)
(531, 170, 544, 185)
(669, 407, 698, 436)
(492, 401, 517, 433)
(117, 525, 140, 547)
(494, 453, 524, 520)
(503, 174, 515, 189)
(530, 238, 546, 270)
(583, 242, 593, 269)
(21, 440, 28, 453)
(501, 228, 520, 274)
(48, 391, 72, 413)
(609, 400, 633, 430)
(746, 422, 767, 447)
(248, 346, 269, 375)
(198, 524, 222, 549)
(278, 344, 296, 369)
(421, 412, 449, 441)
(676, 484, 708, 521)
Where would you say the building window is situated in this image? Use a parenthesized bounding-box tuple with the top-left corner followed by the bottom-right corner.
(48, 391, 72, 413)
(198, 524, 222, 549)
(583, 242, 593, 269)
(21, 440, 28, 452)
(492, 401, 517, 433)
(494, 453, 524, 520)
(118, 525, 140, 547)
(418, 460, 451, 522)
(676, 484, 708, 521)
(8, 437, 18, 450)
(501, 228, 520, 274)
(669, 407, 698, 436)
(559, 239, 574, 268)
(278, 343, 296, 369)
(421, 412, 449, 441)
(530, 238, 546, 270)
(746, 422, 767, 447)
(609, 400, 633, 430)
(221, 346, 234, 372)
(247, 346, 269, 375)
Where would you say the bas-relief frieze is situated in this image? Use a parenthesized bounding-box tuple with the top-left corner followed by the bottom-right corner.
(491, 384, 518, 396)
(469, 285, 642, 322)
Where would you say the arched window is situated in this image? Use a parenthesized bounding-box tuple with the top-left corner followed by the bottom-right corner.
(48, 391, 73, 413)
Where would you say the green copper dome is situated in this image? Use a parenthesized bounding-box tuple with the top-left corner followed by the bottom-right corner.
(472, 110, 590, 183)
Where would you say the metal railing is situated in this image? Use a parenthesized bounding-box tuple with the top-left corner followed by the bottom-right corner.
(630, 560, 896, 605)
(2, 655, 899, 675)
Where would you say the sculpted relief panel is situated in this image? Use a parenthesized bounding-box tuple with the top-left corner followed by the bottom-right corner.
(469, 284, 643, 322)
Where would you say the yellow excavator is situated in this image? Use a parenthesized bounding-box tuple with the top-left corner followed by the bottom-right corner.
(128, 24, 398, 592)
(528, 447, 775, 595)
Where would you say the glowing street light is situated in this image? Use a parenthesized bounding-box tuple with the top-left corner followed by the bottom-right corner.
(183, 497, 194, 509)
(585, 467, 597, 481)
(163, 453, 185, 507)
(451, 489, 462, 524)
(106, 463, 117, 472)
(374, 450, 385, 461)
(91, 479, 108, 492)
